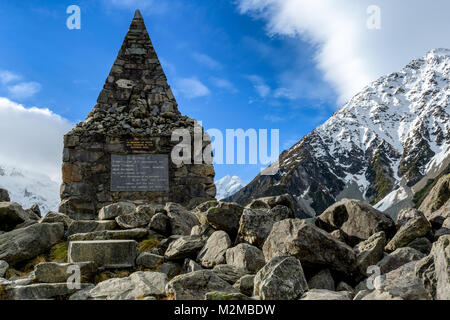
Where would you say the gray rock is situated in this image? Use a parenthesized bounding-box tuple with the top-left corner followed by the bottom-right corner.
(385, 216, 432, 252)
(67, 220, 117, 237)
(197, 231, 231, 268)
(90, 271, 167, 300)
(233, 275, 255, 296)
(363, 261, 431, 300)
(226, 243, 265, 274)
(407, 237, 432, 255)
(377, 247, 425, 274)
(98, 202, 136, 221)
(116, 210, 154, 229)
(237, 206, 293, 248)
(317, 199, 396, 246)
(263, 219, 357, 277)
(300, 289, 351, 300)
(165, 270, 237, 300)
(148, 212, 170, 236)
(0, 260, 8, 278)
(182, 259, 202, 273)
(247, 194, 295, 214)
(204, 202, 244, 234)
(336, 281, 355, 297)
(415, 255, 437, 299)
(136, 253, 164, 269)
(307, 269, 335, 291)
(0, 202, 38, 232)
(165, 236, 205, 260)
(396, 208, 426, 228)
(354, 231, 386, 274)
(165, 202, 199, 235)
(68, 228, 148, 241)
(254, 256, 308, 300)
(419, 174, 450, 224)
(430, 234, 450, 300)
(6, 283, 92, 300)
(212, 264, 249, 284)
(190, 224, 214, 239)
(353, 290, 371, 300)
(0, 222, 64, 265)
(68, 284, 95, 300)
(0, 188, 10, 202)
(435, 227, 450, 239)
(160, 262, 182, 279)
(34, 262, 97, 283)
(205, 291, 251, 300)
(40, 211, 74, 230)
(69, 240, 138, 268)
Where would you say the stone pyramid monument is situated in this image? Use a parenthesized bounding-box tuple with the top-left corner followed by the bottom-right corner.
(59, 10, 216, 220)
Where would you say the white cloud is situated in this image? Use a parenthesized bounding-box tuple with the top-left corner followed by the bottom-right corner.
(0, 97, 73, 181)
(237, 0, 450, 104)
(174, 77, 211, 99)
(0, 70, 21, 85)
(247, 75, 271, 98)
(192, 53, 223, 70)
(7, 82, 42, 99)
(211, 77, 238, 93)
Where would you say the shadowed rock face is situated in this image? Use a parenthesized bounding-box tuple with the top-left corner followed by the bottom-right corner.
(59, 11, 215, 219)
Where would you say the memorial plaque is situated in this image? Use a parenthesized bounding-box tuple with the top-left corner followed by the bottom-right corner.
(111, 154, 169, 192)
(124, 138, 155, 151)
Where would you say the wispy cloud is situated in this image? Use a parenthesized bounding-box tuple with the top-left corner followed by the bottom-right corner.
(211, 77, 238, 93)
(264, 114, 285, 122)
(246, 75, 271, 98)
(192, 53, 223, 70)
(174, 77, 210, 99)
(0, 70, 21, 85)
(7, 82, 42, 100)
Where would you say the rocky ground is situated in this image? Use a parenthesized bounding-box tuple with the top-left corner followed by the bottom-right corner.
(0, 174, 449, 300)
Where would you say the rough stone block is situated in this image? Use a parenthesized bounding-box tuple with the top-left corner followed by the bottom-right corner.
(68, 240, 138, 268)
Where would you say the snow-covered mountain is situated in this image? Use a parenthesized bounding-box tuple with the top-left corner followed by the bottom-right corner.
(0, 163, 60, 214)
(227, 49, 450, 218)
(215, 175, 246, 200)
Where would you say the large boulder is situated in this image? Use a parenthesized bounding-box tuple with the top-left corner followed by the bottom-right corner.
(385, 216, 432, 252)
(0, 188, 10, 202)
(165, 270, 237, 300)
(212, 264, 249, 284)
(5, 283, 92, 300)
(247, 194, 295, 214)
(115, 210, 154, 229)
(418, 174, 450, 225)
(0, 222, 64, 265)
(0, 202, 38, 232)
(197, 231, 231, 268)
(300, 289, 351, 300)
(164, 236, 205, 260)
(204, 202, 244, 235)
(354, 231, 386, 274)
(226, 243, 265, 274)
(233, 275, 254, 296)
(68, 228, 148, 242)
(148, 213, 170, 236)
(0, 260, 8, 278)
(429, 235, 450, 300)
(236, 206, 293, 248)
(89, 271, 167, 300)
(316, 199, 396, 246)
(254, 256, 308, 300)
(34, 262, 97, 283)
(396, 208, 426, 228)
(363, 261, 431, 300)
(67, 220, 117, 237)
(165, 203, 199, 235)
(68, 240, 138, 268)
(136, 253, 164, 269)
(98, 202, 136, 221)
(307, 269, 335, 291)
(40, 212, 74, 231)
(263, 219, 357, 277)
(377, 247, 425, 274)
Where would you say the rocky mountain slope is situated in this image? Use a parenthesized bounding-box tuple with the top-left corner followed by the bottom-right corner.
(226, 49, 450, 218)
(215, 175, 246, 200)
(0, 164, 59, 214)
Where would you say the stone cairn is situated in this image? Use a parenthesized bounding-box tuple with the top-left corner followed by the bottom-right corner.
(59, 10, 216, 221)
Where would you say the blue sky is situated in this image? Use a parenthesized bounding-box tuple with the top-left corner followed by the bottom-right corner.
(1, 0, 450, 183)
(0, 0, 337, 182)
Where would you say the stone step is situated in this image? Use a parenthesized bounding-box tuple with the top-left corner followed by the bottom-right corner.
(68, 240, 138, 269)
